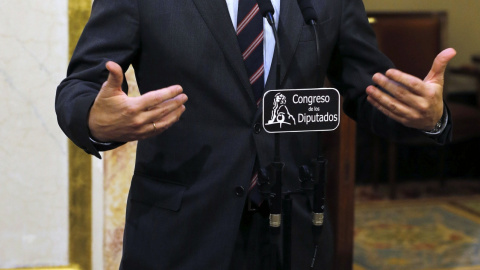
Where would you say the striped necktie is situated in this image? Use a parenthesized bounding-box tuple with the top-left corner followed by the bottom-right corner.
(237, 0, 264, 105)
(237, 0, 265, 205)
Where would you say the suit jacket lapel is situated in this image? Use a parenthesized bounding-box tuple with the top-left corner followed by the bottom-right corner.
(191, 0, 254, 101)
(277, 0, 304, 86)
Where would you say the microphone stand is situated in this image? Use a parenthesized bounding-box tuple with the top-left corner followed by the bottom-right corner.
(254, 1, 284, 267)
(279, 6, 325, 270)
(309, 149, 326, 269)
(258, 1, 327, 269)
(296, 1, 327, 267)
(307, 17, 328, 270)
(268, 13, 284, 270)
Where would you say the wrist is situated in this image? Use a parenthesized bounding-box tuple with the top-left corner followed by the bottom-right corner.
(423, 106, 448, 135)
(88, 104, 109, 143)
(89, 129, 109, 144)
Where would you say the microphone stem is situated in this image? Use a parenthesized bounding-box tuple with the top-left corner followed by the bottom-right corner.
(310, 20, 324, 161)
(269, 15, 281, 91)
(310, 20, 321, 88)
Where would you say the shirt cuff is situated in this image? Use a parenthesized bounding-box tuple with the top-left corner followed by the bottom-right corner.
(89, 136, 114, 146)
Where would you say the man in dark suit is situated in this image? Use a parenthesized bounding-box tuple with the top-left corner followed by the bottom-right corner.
(56, 0, 455, 269)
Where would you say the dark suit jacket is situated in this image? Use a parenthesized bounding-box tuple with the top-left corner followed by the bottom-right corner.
(56, 0, 452, 269)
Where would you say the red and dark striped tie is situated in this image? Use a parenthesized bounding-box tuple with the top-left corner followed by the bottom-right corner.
(237, 0, 264, 105)
(237, 0, 265, 205)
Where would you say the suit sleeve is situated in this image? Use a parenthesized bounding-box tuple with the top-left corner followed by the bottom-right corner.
(326, 0, 452, 144)
(55, 0, 140, 158)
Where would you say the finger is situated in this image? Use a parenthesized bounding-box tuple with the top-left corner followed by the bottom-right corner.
(113, 92, 187, 140)
(138, 93, 188, 123)
(381, 69, 425, 97)
(367, 95, 408, 126)
(366, 85, 411, 119)
(424, 48, 457, 84)
(153, 105, 186, 132)
(372, 72, 424, 103)
(138, 105, 186, 139)
(102, 61, 124, 91)
(137, 85, 186, 110)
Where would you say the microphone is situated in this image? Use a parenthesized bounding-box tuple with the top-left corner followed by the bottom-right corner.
(292, 0, 325, 249)
(256, 0, 275, 26)
(297, 0, 324, 224)
(256, 0, 283, 231)
(297, 2, 325, 252)
(256, 0, 281, 90)
(297, 0, 318, 24)
(297, 0, 321, 87)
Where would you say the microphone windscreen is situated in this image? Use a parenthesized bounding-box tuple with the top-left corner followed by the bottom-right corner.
(297, 0, 318, 23)
(256, 0, 275, 17)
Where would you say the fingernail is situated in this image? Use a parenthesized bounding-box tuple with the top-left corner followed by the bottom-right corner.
(366, 86, 373, 93)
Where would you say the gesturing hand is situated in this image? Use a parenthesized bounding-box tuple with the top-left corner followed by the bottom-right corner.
(366, 48, 456, 131)
(88, 61, 188, 142)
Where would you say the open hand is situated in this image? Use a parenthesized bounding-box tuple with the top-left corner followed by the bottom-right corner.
(88, 61, 188, 142)
(366, 48, 456, 131)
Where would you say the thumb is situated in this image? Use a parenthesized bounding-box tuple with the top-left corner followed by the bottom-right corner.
(424, 48, 457, 84)
(101, 61, 124, 93)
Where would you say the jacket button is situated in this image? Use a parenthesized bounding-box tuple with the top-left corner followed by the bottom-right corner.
(254, 123, 262, 134)
(235, 186, 245, 197)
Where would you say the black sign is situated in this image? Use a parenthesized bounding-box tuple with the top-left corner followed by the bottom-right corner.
(262, 88, 340, 133)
